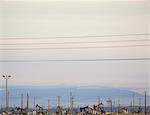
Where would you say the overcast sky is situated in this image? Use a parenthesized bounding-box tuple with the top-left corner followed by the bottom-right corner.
(0, 0, 150, 92)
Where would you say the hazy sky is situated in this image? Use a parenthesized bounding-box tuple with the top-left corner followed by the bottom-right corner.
(0, 0, 149, 91)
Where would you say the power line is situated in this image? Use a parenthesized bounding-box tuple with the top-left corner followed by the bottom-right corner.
(0, 58, 149, 62)
(0, 33, 149, 40)
(0, 44, 149, 50)
(0, 39, 149, 45)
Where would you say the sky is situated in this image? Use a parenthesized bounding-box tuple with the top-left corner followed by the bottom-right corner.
(0, 0, 150, 92)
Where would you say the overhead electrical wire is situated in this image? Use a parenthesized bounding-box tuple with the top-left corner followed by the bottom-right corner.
(0, 58, 149, 62)
(0, 39, 149, 45)
(0, 33, 149, 62)
(0, 44, 149, 50)
(0, 33, 149, 40)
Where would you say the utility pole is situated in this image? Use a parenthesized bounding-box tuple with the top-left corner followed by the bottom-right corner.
(57, 96, 61, 115)
(98, 96, 100, 104)
(139, 98, 141, 107)
(21, 94, 23, 109)
(48, 99, 50, 115)
(113, 100, 115, 113)
(98, 96, 100, 112)
(133, 93, 135, 114)
(2, 75, 11, 111)
(70, 92, 74, 115)
(57, 96, 61, 107)
(130, 101, 133, 113)
(145, 91, 147, 115)
(118, 99, 120, 115)
(111, 100, 112, 115)
(26, 93, 29, 110)
(33, 97, 35, 109)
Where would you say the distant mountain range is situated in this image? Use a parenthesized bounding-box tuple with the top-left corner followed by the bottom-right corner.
(0, 85, 148, 108)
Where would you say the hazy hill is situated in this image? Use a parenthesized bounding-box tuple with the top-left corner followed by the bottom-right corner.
(0, 85, 147, 107)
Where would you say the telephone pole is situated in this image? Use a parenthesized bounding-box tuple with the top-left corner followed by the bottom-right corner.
(33, 97, 35, 109)
(145, 91, 147, 115)
(48, 99, 50, 115)
(139, 98, 141, 107)
(70, 92, 74, 115)
(2, 75, 11, 111)
(57, 96, 61, 115)
(118, 99, 120, 115)
(21, 94, 23, 109)
(133, 93, 135, 114)
(57, 96, 61, 107)
(98, 96, 100, 112)
(113, 100, 115, 113)
(26, 93, 29, 110)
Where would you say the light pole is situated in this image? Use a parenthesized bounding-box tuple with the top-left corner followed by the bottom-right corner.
(2, 75, 11, 111)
